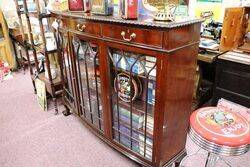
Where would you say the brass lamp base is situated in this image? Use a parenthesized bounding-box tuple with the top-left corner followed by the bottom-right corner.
(154, 12, 175, 22)
(154, 4, 177, 22)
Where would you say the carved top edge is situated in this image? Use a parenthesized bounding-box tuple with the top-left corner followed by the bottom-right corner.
(50, 10, 204, 29)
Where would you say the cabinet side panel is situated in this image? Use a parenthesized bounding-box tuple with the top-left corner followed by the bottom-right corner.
(164, 24, 201, 50)
(161, 44, 198, 165)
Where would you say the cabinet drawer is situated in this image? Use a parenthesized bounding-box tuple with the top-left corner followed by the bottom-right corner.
(70, 20, 101, 36)
(102, 24, 163, 48)
(217, 69, 250, 97)
(213, 88, 250, 108)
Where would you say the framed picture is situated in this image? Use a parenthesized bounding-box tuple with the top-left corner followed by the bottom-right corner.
(35, 78, 47, 111)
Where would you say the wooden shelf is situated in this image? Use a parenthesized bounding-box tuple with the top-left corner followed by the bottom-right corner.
(238, 43, 250, 53)
(24, 51, 45, 65)
(113, 116, 154, 138)
(32, 72, 62, 86)
(39, 48, 58, 55)
(17, 10, 25, 15)
(112, 126, 153, 148)
(112, 92, 154, 117)
(27, 11, 51, 19)
(111, 66, 156, 81)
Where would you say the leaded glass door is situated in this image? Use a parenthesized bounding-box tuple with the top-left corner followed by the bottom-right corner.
(107, 46, 159, 161)
(72, 36, 104, 132)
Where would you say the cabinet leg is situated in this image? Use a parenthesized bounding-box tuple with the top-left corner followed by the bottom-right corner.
(62, 105, 71, 116)
(53, 97, 59, 115)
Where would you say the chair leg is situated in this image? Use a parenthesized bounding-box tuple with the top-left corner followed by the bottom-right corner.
(62, 104, 71, 116)
(53, 97, 58, 115)
(179, 148, 201, 167)
(205, 152, 219, 167)
(32, 81, 37, 94)
(219, 157, 233, 167)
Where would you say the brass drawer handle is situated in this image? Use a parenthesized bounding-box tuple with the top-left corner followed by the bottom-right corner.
(121, 31, 136, 42)
(77, 24, 86, 32)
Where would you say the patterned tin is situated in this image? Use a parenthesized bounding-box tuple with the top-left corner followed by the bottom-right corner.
(189, 107, 250, 156)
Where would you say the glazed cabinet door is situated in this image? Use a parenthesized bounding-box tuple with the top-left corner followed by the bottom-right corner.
(71, 35, 104, 133)
(104, 43, 162, 163)
(57, 29, 78, 112)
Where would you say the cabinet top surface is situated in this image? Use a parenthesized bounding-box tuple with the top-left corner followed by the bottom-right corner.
(219, 51, 250, 65)
(50, 10, 203, 29)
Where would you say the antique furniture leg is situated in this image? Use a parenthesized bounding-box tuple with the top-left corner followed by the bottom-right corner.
(18, 45, 26, 74)
(62, 104, 71, 116)
(205, 153, 219, 167)
(32, 81, 37, 94)
(53, 97, 58, 115)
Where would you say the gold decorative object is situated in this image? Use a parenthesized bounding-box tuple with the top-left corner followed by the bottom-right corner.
(148, 0, 179, 22)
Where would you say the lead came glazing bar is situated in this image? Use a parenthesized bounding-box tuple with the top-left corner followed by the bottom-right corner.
(67, 37, 74, 103)
(115, 52, 124, 142)
(109, 49, 123, 142)
(144, 62, 156, 158)
(66, 36, 75, 103)
(60, 32, 68, 95)
(75, 40, 86, 117)
(93, 52, 102, 130)
(129, 55, 141, 150)
(81, 42, 94, 124)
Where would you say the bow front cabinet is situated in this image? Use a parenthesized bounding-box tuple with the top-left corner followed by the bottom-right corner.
(52, 11, 202, 167)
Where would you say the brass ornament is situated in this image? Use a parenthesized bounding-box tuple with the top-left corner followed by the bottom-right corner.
(152, 0, 179, 22)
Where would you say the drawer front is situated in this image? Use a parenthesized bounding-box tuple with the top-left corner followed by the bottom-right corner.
(102, 24, 163, 48)
(213, 88, 250, 108)
(217, 69, 250, 96)
(69, 19, 101, 36)
(216, 60, 250, 97)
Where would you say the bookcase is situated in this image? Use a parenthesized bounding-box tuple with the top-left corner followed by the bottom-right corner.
(52, 10, 202, 167)
(14, 0, 62, 113)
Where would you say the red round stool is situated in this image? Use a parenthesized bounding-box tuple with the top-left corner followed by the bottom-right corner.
(181, 107, 250, 167)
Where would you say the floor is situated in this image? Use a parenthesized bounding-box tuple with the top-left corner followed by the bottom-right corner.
(0, 72, 249, 167)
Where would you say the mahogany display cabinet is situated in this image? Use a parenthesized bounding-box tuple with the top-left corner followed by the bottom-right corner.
(51, 11, 202, 167)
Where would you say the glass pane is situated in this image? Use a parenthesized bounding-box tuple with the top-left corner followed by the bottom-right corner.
(109, 48, 156, 160)
(73, 37, 103, 132)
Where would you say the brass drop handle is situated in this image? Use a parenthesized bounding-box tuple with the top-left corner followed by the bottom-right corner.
(121, 31, 136, 42)
(77, 24, 86, 32)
